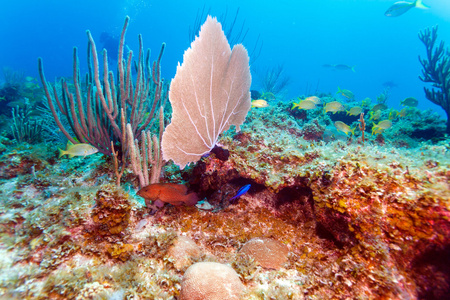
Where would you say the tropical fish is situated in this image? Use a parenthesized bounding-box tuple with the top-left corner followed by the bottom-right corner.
(384, 0, 429, 17)
(292, 99, 316, 110)
(361, 97, 372, 108)
(334, 64, 356, 72)
(346, 106, 362, 116)
(372, 103, 388, 112)
(401, 97, 418, 107)
(376, 120, 393, 129)
(398, 107, 412, 117)
(251, 99, 269, 108)
(376, 93, 387, 104)
(196, 200, 214, 211)
(230, 184, 251, 202)
(24, 82, 39, 89)
(334, 121, 355, 136)
(261, 92, 276, 101)
(137, 183, 199, 207)
(323, 64, 356, 72)
(372, 120, 392, 135)
(324, 101, 345, 114)
(337, 87, 354, 99)
(369, 110, 382, 121)
(372, 127, 385, 135)
(58, 142, 98, 158)
(304, 96, 322, 104)
(388, 109, 399, 120)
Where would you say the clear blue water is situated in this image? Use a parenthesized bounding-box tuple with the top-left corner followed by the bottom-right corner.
(1, 0, 449, 117)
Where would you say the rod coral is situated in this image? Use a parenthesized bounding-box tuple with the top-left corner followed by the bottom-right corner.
(38, 16, 167, 154)
(126, 107, 165, 188)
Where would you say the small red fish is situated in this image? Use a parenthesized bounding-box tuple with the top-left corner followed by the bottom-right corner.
(137, 183, 199, 208)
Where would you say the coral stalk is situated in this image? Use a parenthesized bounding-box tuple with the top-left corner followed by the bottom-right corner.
(359, 112, 365, 144)
(127, 107, 165, 188)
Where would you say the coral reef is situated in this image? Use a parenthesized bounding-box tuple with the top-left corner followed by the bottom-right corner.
(1, 17, 450, 300)
(0, 98, 448, 299)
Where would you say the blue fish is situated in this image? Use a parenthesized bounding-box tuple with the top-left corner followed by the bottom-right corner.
(230, 184, 251, 202)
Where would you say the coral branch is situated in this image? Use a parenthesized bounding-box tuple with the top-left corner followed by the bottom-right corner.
(418, 26, 450, 133)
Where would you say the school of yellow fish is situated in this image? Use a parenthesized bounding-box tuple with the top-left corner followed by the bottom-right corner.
(289, 87, 419, 138)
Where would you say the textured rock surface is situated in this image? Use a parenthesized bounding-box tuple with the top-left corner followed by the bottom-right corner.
(239, 237, 289, 269)
(240, 238, 289, 269)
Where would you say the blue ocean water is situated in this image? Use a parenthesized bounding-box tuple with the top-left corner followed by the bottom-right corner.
(0, 0, 449, 117)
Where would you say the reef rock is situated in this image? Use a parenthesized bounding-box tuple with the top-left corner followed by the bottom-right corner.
(239, 237, 289, 269)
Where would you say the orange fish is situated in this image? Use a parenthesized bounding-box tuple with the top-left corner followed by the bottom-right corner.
(137, 183, 199, 207)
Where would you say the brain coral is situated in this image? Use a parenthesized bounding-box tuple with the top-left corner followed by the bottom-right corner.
(180, 262, 244, 300)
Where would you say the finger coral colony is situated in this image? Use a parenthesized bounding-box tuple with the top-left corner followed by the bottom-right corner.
(0, 12, 449, 300)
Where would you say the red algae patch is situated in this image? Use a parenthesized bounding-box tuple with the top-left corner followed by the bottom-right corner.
(180, 262, 244, 300)
(239, 237, 289, 269)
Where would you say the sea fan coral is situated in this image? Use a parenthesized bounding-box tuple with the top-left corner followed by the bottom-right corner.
(162, 16, 251, 168)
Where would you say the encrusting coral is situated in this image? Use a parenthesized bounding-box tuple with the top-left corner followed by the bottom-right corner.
(91, 185, 131, 236)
